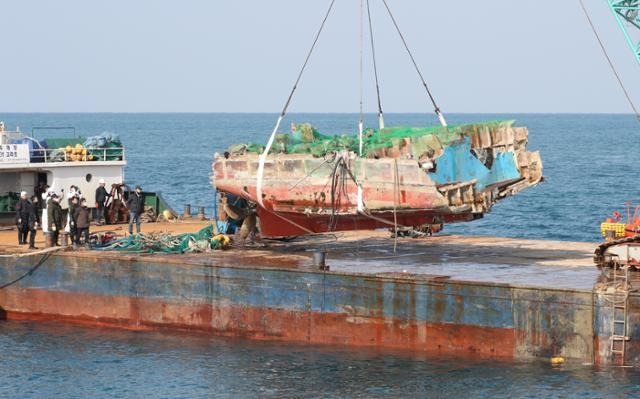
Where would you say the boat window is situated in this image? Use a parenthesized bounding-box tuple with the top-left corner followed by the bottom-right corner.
(86, 173, 92, 183)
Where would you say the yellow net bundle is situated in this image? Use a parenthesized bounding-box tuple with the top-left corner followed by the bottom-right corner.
(600, 222, 626, 238)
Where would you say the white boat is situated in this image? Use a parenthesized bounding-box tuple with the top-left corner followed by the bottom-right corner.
(0, 122, 125, 222)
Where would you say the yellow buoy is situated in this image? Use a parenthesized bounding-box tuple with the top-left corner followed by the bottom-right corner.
(81, 149, 87, 155)
(75, 143, 83, 150)
(211, 234, 231, 249)
(550, 357, 565, 365)
(162, 209, 175, 220)
(65, 145, 72, 153)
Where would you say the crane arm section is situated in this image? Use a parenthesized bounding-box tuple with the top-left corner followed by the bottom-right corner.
(609, 0, 640, 65)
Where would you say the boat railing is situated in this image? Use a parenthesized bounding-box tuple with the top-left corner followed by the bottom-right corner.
(28, 147, 126, 163)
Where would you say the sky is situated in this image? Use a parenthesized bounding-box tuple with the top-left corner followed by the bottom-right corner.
(1, 0, 639, 113)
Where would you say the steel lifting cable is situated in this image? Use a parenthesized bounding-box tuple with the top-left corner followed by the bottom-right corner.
(359, 0, 365, 155)
(366, 0, 385, 129)
(280, 0, 337, 120)
(393, 158, 399, 253)
(380, 0, 448, 127)
(256, 0, 338, 209)
(578, 0, 640, 121)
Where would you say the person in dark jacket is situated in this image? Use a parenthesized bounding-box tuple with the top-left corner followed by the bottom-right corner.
(126, 185, 144, 235)
(47, 194, 63, 246)
(95, 179, 110, 225)
(68, 196, 79, 245)
(27, 195, 40, 249)
(15, 191, 30, 245)
(34, 183, 46, 212)
(74, 199, 91, 247)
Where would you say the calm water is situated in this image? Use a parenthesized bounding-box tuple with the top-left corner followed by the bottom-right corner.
(1, 113, 639, 397)
(1, 321, 639, 398)
(1, 112, 637, 242)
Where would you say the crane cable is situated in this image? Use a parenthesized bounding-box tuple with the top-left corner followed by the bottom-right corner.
(380, 0, 447, 127)
(358, 0, 365, 155)
(256, 0, 337, 209)
(578, 0, 640, 121)
(366, 0, 385, 130)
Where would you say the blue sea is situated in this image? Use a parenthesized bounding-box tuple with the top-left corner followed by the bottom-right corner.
(1, 113, 639, 397)
(1, 112, 636, 242)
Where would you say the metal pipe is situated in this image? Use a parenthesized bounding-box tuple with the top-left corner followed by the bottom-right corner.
(313, 251, 328, 270)
(45, 233, 54, 248)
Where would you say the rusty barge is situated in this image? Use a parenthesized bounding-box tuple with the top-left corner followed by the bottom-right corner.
(0, 225, 639, 367)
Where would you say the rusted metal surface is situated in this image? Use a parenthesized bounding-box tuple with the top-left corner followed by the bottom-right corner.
(0, 221, 213, 255)
(0, 232, 638, 366)
(212, 123, 542, 237)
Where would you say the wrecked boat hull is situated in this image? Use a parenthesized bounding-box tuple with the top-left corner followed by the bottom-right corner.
(212, 121, 542, 237)
(254, 206, 475, 237)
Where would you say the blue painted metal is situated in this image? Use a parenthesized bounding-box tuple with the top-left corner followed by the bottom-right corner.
(0, 253, 635, 364)
(428, 137, 520, 190)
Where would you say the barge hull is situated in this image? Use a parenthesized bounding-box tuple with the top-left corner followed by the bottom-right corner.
(1, 233, 638, 366)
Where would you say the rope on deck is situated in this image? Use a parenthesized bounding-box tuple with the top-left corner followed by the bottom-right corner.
(0, 246, 63, 258)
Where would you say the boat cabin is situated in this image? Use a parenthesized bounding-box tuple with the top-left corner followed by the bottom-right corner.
(0, 122, 126, 221)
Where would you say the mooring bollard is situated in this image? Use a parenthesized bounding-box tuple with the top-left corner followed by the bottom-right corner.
(45, 233, 54, 248)
(183, 204, 191, 219)
(197, 206, 206, 220)
(313, 251, 329, 271)
(61, 232, 69, 248)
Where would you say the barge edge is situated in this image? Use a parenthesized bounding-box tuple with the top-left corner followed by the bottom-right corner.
(1, 233, 639, 366)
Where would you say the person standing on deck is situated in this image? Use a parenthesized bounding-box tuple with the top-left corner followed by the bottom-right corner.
(27, 195, 40, 249)
(126, 185, 144, 235)
(74, 198, 90, 247)
(47, 194, 63, 246)
(34, 183, 46, 212)
(41, 186, 51, 235)
(15, 191, 30, 245)
(68, 196, 79, 245)
(95, 179, 110, 225)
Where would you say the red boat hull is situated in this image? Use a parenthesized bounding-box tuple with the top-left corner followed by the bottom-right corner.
(256, 207, 474, 237)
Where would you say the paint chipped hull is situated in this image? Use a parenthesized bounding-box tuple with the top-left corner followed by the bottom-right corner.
(212, 121, 542, 237)
(0, 234, 638, 366)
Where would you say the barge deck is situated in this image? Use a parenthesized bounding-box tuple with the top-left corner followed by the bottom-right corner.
(0, 223, 638, 366)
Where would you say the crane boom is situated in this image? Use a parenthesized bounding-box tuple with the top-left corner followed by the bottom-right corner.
(609, 0, 640, 65)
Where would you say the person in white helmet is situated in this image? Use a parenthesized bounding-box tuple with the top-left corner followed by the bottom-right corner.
(95, 179, 110, 225)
